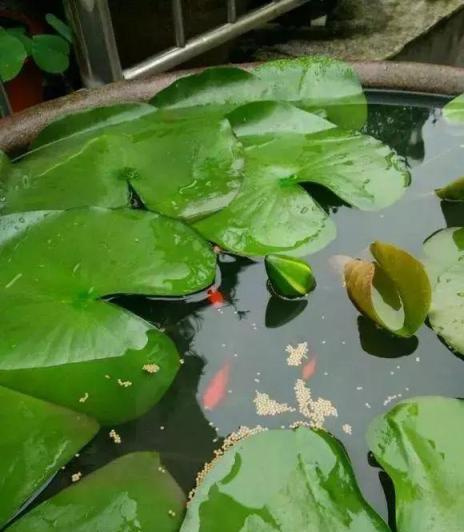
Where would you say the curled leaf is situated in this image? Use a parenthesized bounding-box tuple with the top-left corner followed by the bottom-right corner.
(265, 254, 316, 298)
(435, 176, 464, 201)
(344, 241, 431, 337)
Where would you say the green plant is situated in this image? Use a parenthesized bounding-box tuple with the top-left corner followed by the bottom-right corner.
(0, 13, 71, 82)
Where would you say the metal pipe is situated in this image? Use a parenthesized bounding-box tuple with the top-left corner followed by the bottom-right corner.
(227, 0, 237, 23)
(64, 0, 123, 87)
(124, 0, 308, 79)
(0, 81, 12, 118)
(172, 0, 186, 47)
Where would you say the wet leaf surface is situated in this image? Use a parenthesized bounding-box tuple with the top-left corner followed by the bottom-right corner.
(182, 428, 389, 532)
(8, 452, 185, 532)
(0, 385, 99, 528)
(368, 396, 464, 532)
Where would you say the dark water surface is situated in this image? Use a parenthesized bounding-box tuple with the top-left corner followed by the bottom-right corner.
(34, 91, 464, 528)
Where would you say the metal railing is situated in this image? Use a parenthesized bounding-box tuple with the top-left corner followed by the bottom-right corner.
(64, 0, 309, 87)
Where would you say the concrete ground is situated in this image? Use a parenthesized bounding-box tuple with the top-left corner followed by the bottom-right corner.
(233, 0, 464, 67)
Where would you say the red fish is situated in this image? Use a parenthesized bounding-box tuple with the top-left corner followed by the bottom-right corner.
(207, 288, 225, 307)
(302, 358, 317, 381)
(202, 362, 230, 410)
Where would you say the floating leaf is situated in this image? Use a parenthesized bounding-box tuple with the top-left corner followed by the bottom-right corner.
(195, 102, 408, 256)
(254, 55, 367, 129)
(4, 112, 242, 220)
(151, 56, 367, 129)
(0, 208, 215, 370)
(0, 385, 99, 528)
(265, 254, 316, 297)
(31, 34, 70, 74)
(443, 93, 464, 124)
(30, 103, 157, 149)
(368, 396, 464, 532)
(182, 428, 388, 531)
(436, 176, 464, 201)
(0, 28, 27, 82)
(9, 452, 185, 532)
(0, 329, 179, 425)
(151, 67, 271, 113)
(344, 241, 431, 337)
(423, 227, 464, 355)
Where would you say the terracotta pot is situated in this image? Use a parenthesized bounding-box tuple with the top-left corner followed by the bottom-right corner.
(1, 60, 464, 154)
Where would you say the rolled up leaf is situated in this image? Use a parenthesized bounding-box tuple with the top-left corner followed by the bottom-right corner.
(265, 254, 316, 297)
(344, 241, 431, 337)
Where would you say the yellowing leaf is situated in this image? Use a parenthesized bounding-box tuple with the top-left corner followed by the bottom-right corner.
(344, 242, 431, 337)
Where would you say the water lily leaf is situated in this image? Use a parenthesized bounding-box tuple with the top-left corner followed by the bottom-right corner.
(435, 176, 464, 201)
(0, 329, 179, 425)
(4, 113, 242, 220)
(0, 208, 215, 370)
(30, 103, 157, 149)
(254, 55, 367, 129)
(8, 452, 185, 532)
(31, 34, 70, 74)
(423, 227, 464, 354)
(367, 396, 464, 532)
(194, 102, 408, 256)
(151, 67, 271, 113)
(0, 28, 27, 82)
(344, 242, 431, 337)
(151, 57, 367, 129)
(265, 254, 316, 297)
(443, 93, 464, 124)
(0, 385, 99, 528)
(182, 427, 388, 531)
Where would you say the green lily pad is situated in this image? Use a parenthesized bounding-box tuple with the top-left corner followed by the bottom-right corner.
(0, 28, 27, 82)
(4, 113, 242, 220)
(265, 254, 316, 297)
(182, 427, 388, 531)
(367, 396, 464, 532)
(423, 227, 464, 355)
(151, 57, 367, 129)
(45, 13, 73, 43)
(151, 67, 271, 113)
(0, 329, 179, 425)
(345, 242, 431, 337)
(0, 208, 215, 370)
(194, 102, 408, 256)
(443, 93, 464, 124)
(435, 176, 464, 201)
(8, 452, 185, 532)
(0, 385, 99, 528)
(30, 103, 157, 149)
(254, 55, 367, 130)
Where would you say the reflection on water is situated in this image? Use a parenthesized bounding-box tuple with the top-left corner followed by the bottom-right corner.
(35, 92, 464, 525)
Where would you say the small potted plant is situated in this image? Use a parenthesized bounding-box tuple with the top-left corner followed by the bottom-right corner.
(0, 11, 72, 112)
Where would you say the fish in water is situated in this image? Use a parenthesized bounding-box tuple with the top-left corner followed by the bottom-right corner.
(207, 288, 225, 307)
(202, 361, 230, 410)
(302, 358, 317, 381)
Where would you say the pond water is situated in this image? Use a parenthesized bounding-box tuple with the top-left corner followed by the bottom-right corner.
(30, 91, 464, 529)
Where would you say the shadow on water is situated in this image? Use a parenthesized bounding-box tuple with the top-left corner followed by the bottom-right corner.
(358, 316, 418, 359)
(367, 452, 397, 532)
(441, 200, 464, 228)
(265, 296, 308, 328)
